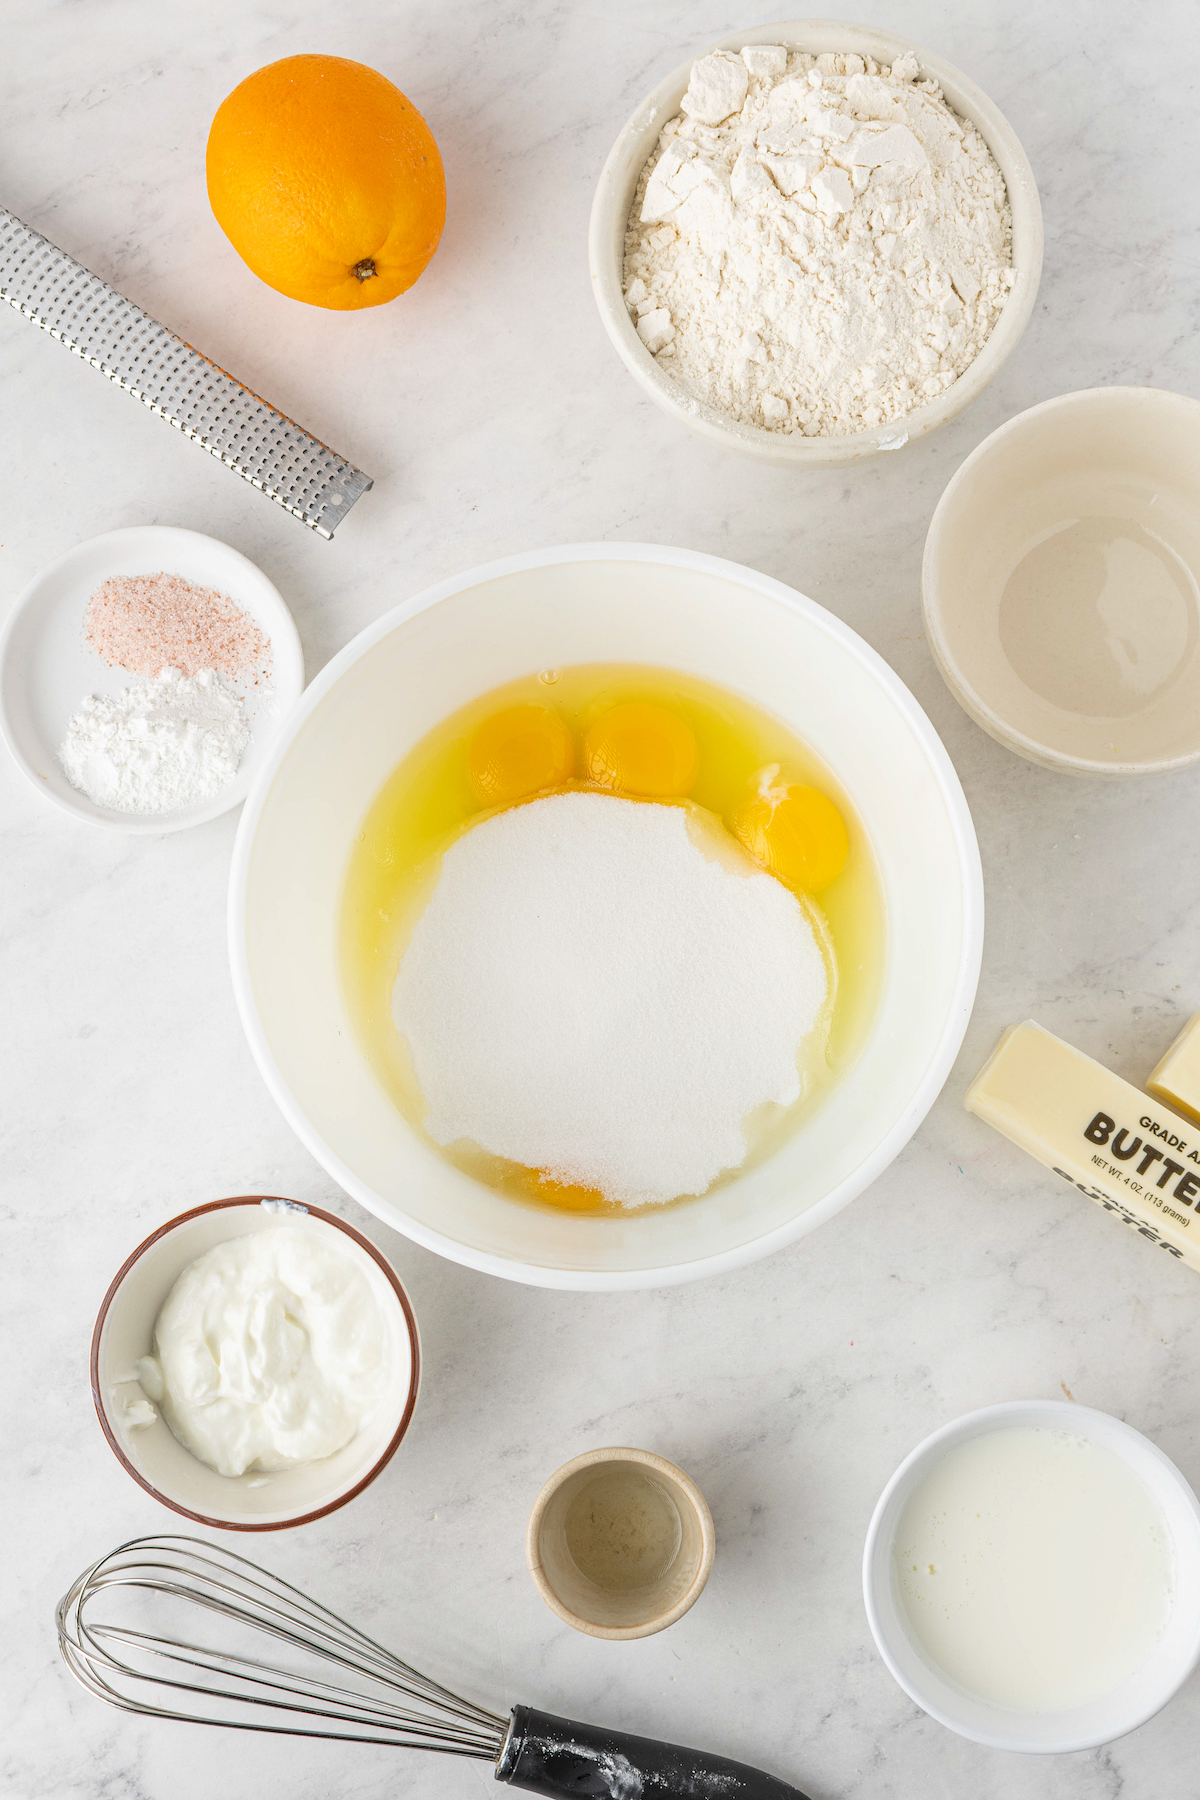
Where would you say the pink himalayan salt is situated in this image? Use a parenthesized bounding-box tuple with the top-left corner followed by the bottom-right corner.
(85, 571, 272, 685)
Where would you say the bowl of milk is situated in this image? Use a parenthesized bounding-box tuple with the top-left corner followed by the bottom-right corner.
(863, 1399, 1200, 1751)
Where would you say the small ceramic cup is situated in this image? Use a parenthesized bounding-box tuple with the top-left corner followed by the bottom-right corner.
(527, 1446, 715, 1640)
(91, 1195, 420, 1530)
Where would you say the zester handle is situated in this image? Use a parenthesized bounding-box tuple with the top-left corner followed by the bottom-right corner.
(496, 1705, 813, 1800)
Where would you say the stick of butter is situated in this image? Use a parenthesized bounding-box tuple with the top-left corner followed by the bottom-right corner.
(967, 1020, 1200, 1274)
(1147, 1013, 1200, 1125)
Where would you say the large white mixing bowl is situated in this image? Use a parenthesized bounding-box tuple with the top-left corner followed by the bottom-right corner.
(230, 545, 982, 1290)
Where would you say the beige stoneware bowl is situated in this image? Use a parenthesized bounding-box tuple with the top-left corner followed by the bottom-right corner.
(527, 1447, 716, 1639)
(91, 1196, 420, 1530)
(588, 18, 1043, 467)
(923, 387, 1200, 776)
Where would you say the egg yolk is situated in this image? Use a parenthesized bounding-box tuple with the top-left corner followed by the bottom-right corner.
(583, 702, 699, 797)
(467, 705, 575, 805)
(730, 766, 849, 893)
(535, 1172, 610, 1212)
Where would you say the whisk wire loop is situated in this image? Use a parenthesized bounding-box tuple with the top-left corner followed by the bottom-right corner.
(79, 1620, 495, 1747)
(57, 1535, 508, 1758)
(85, 1550, 491, 1724)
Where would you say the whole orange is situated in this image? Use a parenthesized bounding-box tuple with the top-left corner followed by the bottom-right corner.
(206, 53, 445, 310)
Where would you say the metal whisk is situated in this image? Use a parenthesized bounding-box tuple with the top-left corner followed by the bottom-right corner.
(58, 1534, 507, 1757)
(58, 1536, 812, 1800)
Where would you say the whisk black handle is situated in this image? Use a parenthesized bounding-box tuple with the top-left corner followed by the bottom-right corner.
(497, 1705, 813, 1800)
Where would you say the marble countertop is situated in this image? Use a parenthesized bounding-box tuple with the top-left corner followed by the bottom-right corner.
(4, 2, 1199, 1795)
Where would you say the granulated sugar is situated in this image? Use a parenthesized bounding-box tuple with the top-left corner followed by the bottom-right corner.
(85, 571, 272, 685)
(623, 45, 1013, 435)
(392, 791, 830, 1206)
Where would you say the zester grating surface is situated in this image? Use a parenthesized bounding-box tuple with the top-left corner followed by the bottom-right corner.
(0, 207, 372, 538)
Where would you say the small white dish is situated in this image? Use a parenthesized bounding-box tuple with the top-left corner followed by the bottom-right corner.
(863, 1400, 1200, 1753)
(91, 1196, 420, 1531)
(0, 525, 304, 832)
(923, 387, 1200, 776)
(588, 19, 1043, 468)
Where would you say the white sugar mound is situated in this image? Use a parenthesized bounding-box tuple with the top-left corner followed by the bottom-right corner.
(392, 791, 830, 1206)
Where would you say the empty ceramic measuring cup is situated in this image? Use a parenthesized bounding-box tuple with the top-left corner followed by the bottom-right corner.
(527, 1446, 715, 1640)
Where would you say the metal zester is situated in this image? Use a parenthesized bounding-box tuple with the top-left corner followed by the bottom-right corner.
(0, 207, 372, 538)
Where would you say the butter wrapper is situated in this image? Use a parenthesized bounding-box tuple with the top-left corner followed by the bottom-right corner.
(967, 1020, 1200, 1274)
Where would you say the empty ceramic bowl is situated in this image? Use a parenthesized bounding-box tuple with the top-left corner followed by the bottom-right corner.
(923, 387, 1200, 775)
(527, 1447, 715, 1639)
(91, 1195, 420, 1529)
(588, 20, 1043, 467)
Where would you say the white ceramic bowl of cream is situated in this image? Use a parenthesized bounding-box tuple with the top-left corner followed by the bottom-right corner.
(229, 542, 982, 1291)
(863, 1400, 1200, 1752)
(91, 1196, 420, 1530)
(588, 19, 1043, 467)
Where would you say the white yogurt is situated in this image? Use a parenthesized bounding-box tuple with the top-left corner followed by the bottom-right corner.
(894, 1427, 1174, 1712)
(137, 1227, 390, 1478)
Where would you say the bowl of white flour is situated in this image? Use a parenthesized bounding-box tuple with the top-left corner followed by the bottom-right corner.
(589, 22, 1042, 465)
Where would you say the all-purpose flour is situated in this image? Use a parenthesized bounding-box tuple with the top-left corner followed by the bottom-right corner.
(624, 46, 1014, 435)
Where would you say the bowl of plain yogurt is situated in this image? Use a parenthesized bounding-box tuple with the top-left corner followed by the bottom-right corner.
(863, 1400, 1200, 1752)
(91, 1196, 420, 1530)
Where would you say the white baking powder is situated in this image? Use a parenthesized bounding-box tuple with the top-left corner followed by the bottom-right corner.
(392, 791, 830, 1207)
(624, 46, 1014, 435)
(59, 666, 249, 814)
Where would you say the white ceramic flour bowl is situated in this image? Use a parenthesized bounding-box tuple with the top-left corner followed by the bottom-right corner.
(589, 19, 1043, 467)
(91, 1197, 420, 1530)
(923, 387, 1200, 775)
(863, 1401, 1200, 1753)
(229, 543, 982, 1290)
